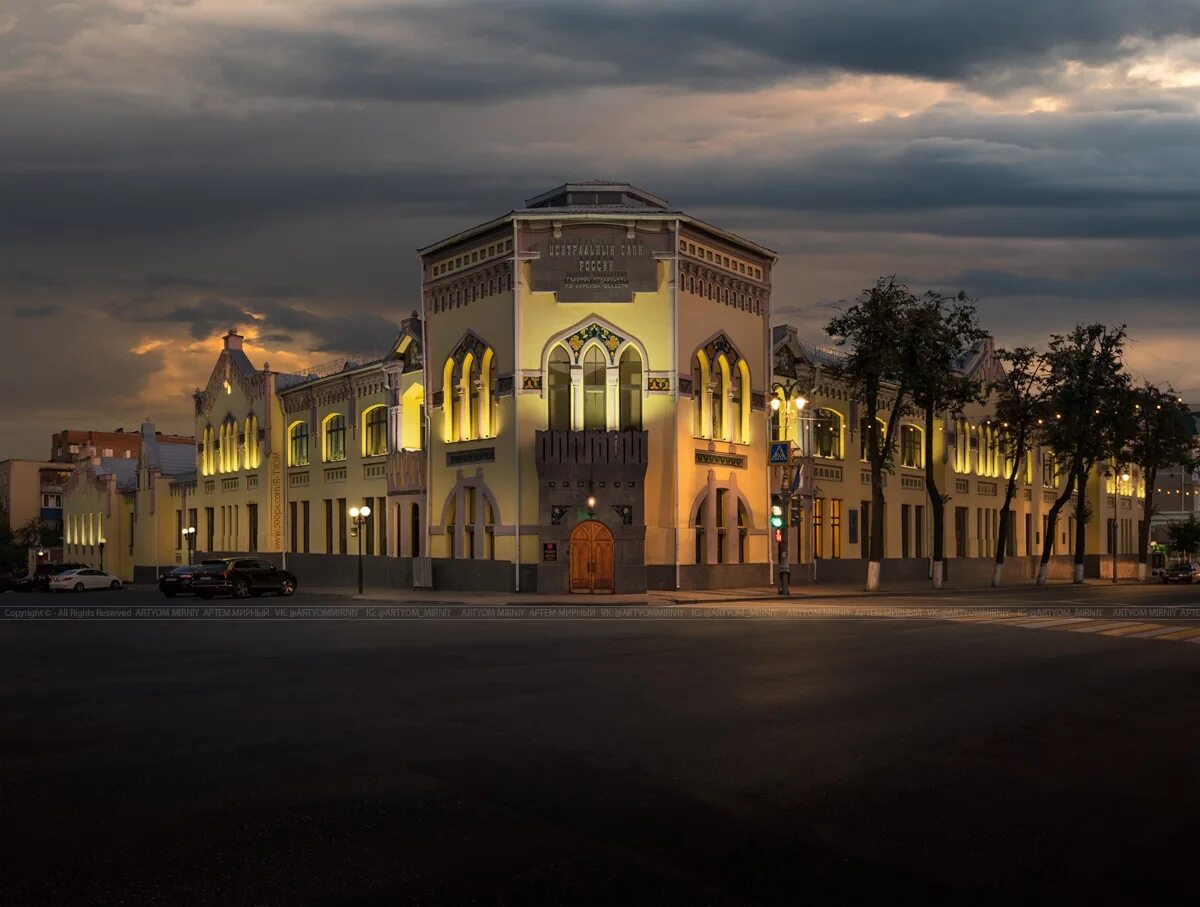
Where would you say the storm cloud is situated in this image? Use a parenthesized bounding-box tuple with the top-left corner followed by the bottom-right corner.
(2, 1, 1199, 456)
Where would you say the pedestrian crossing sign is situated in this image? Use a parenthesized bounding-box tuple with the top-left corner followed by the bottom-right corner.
(769, 441, 790, 465)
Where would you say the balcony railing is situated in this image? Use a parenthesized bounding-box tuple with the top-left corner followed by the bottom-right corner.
(534, 430, 648, 466)
(387, 449, 426, 494)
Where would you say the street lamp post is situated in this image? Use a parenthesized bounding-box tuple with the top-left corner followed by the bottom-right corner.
(1111, 466, 1130, 584)
(181, 526, 196, 564)
(770, 385, 809, 595)
(99, 539, 106, 573)
(349, 504, 371, 595)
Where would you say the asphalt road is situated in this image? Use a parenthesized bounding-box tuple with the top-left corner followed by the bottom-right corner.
(3, 585, 1199, 904)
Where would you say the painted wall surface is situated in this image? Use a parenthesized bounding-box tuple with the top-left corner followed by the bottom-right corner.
(192, 342, 284, 556)
(61, 464, 129, 579)
(762, 351, 1145, 575)
(419, 212, 777, 588)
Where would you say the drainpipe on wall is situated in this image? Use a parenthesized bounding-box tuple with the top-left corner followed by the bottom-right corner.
(513, 217, 522, 593)
(673, 218, 681, 590)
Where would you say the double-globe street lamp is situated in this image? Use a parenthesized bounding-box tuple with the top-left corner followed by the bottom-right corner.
(770, 383, 809, 595)
(181, 526, 196, 564)
(349, 504, 372, 595)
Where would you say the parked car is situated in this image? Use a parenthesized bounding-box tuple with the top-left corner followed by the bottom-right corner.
(1162, 562, 1200, 584)
(49, 568, 122, 592)
(159, 564, 205, 597)
(190, 558, 297, 599)
(23, 562, 87, 592)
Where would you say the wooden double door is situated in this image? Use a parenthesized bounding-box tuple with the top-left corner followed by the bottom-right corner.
(569, 520, 615, 593)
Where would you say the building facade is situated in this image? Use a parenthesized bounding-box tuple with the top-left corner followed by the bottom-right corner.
(51, 427, 193, 463)
(419, 182, 775, 592)
(0, 459, 73, 540)
(110, 180, 1168, 591)
(770, 326, 1149, 583)
(187, 316, 426, 575)
(61, 423, 196, 580)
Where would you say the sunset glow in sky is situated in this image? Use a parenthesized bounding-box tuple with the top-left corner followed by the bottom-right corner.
(2, 1, 1199, 457)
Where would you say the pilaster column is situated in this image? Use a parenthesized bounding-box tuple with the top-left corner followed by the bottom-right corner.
(389, 404, 402, 451)
(704, 470, 718, 565)
(454, 484, 466, 559)
(570, 365, 584, 431)
(724, 480, 739, 563)
(606, 365, 620, 430)
(458, 384, 472, 441)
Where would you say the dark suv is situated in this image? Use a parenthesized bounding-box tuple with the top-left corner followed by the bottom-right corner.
(190, 558, 298, 599)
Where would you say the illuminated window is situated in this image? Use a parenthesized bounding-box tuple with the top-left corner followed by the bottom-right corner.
(813, 409, 843, 460)
(548, 346, 571, 431)
(323, 414, 346, 462)
(582, 346, 606, 431)
(443, 341, 496, 442)
(244, 413, 260, 469)
(859, 416, 888, 463)
(619, 347, 642, 430)
(900, 424, 923, 469)
(363, 406, 387, 457)
(219, 417, 238, 473)
(201, 426, 215, 476)
(289, 421, 310, 467)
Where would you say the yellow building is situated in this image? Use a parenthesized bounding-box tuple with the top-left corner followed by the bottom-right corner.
(769, 327, 1146, 583)
(61, 423, 196, 581)
(0, 459, 73, 543)
(187, 316, 425, 584)
(161, 181, 1147, 591)
(419, 182, 775, 592)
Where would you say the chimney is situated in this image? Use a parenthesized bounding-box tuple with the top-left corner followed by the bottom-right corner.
(224, 329, 244, 352)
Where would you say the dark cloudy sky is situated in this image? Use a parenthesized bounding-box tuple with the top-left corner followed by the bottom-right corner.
(3, 1, 1199, 458)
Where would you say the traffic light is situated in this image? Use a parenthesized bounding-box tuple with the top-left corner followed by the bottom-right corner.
(774, 528, 783, 543)
(770, 494, 784, 529)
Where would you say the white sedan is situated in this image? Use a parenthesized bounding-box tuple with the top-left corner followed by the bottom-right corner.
(50, 568, 122, 592)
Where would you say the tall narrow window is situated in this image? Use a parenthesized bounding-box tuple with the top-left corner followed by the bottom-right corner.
(814, 409, 843, 459)
(244, 414, 260, 469)
(711, 356, 727, 440)
(830, 499, 842, 558)
(323, 414, 346, 462)
(548, 346, 571, 430)
(813, 498, 825, 558)
(363, 406, 387, 457)
(460, 352, 477, 441)
(738, 501, 749, 562)
(900, 424, 923, 468)
(289, 422, 310, 467)
(693, 351, 709, 438)
(583, 346, 606, 430)
(479, 349, 495, 438)
(443, 357, 459, 442)
(735, 361, 750, 443)
(729, 362, 739, 443)
(411, 503, 421, 558)
(618, 347, 642, 430)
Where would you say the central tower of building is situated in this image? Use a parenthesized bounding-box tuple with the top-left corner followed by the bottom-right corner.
(419, 182, 775, 592)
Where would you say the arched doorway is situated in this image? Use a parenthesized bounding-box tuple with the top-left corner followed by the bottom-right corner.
(569, 520, 615, 593)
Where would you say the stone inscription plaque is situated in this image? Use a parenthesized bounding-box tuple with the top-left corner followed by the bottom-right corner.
(530, 232, 658, 302)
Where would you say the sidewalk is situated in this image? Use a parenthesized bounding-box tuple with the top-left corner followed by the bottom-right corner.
(304, 577, 1152, 607)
